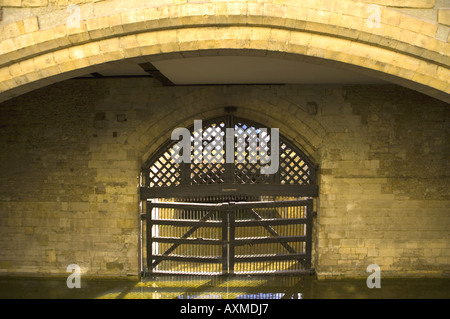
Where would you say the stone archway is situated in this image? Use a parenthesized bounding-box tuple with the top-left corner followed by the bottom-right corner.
(139, 114, 318, 275)
(0, 0, 449, 103)
(0, 0, 449, 280)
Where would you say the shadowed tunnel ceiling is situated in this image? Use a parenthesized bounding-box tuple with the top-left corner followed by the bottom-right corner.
(79, 56, 387, 85)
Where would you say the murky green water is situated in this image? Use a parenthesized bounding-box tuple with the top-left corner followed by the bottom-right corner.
(0, 275, 449, 299)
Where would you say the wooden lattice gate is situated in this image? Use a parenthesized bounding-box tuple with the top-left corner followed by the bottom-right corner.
(143, 198, 314, 275)
(139, 113, 318, 276)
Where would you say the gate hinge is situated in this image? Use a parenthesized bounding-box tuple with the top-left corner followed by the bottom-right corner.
(312, 211, 318, 218)
(140, 213, 147, 220)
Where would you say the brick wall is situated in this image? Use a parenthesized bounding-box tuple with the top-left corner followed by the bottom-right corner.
(0, 78, 448, 278)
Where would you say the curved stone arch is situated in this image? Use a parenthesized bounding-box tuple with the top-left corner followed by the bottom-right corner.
(128, 86, 325, 168)
(0, 0, 449, 103)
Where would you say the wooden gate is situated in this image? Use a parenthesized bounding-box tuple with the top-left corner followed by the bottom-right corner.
(139, 114, 318, 276)
(143, 199, 313, 276)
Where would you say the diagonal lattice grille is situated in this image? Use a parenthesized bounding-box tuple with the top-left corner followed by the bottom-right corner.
(279, 144, 311, 184)
(191, 163, 226, 184)
(145, 116, 314, 187)
(149, 150, 181, 187)
(233, 121, 274, 184)
(191, 121, 226, 184)
(279, 143, 311, 185)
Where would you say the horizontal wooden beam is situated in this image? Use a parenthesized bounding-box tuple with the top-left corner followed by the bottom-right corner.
(234, 253, 307, 262)
(138, 62, 174, 86)
(233, 235, 307, 245)
(147, 199, 311, 209)
(152, 255, 222, 264)
(234, 218, 308, 227)
(150, 219, 222, 227)
(151, 235, 306, 246)
(140, 183, 318, 199)
(153, 237, 224, 245)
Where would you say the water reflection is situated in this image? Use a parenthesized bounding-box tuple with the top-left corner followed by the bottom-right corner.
(238, 293, 282, 299)
(93, 275, 304, 299)
(0, 276, 449, 299)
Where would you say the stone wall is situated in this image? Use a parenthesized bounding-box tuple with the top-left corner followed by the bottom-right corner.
(317, 85, 450, 278)
(0, 78, 448, 278)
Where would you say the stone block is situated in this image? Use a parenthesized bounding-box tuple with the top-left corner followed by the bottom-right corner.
(0, 0, 22, 6)
(117, 219, 135, 229)
(22, 16, 40, 33)
(22, 0, 48, 6)
(438, 9, 450, 26)
(45, 249, 56, 263)
(68, 202, 90, 212)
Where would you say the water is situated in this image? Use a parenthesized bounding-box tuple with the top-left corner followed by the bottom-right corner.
(0, 275, 449, 299)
